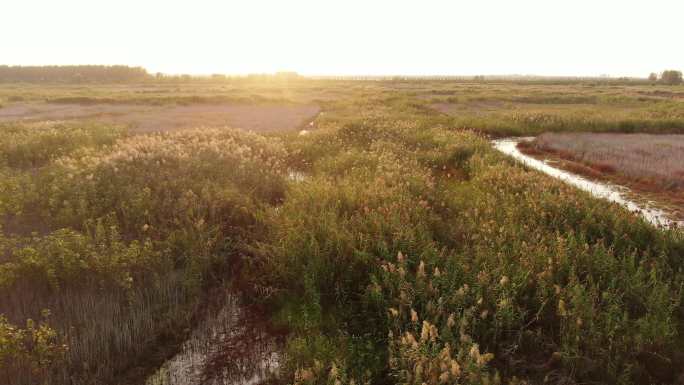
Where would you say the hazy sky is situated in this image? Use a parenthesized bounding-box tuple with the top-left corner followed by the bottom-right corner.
(3, 0, 683, 77)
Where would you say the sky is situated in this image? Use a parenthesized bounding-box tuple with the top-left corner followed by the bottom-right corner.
(2, 0, 683, 77)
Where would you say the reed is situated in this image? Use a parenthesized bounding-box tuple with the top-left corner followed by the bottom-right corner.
(1, 80, 683, 385)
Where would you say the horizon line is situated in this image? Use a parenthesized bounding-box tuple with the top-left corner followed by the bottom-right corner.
(2, 64, 675, 80)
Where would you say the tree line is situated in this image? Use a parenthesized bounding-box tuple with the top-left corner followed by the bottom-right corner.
(0, 65, 151, 83)
(648, 70, 683, 85)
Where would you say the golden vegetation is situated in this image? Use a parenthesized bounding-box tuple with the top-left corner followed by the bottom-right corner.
(0, 80, 683, 384)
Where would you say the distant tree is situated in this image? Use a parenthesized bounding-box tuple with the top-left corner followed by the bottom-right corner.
(0, 65, 150, 83)
(648, 72, 658, 82)
(661, 70, 683, 85)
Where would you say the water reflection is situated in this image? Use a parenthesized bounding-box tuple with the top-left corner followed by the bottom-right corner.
(287, 170, 307, 182)
(146, 293, 282, 385)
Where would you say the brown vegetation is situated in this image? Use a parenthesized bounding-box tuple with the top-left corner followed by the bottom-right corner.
(0, 102, 320, 133)
(522, 133, 684, 220)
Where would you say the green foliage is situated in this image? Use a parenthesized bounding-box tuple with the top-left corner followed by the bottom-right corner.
(427, 84, 684, 136)
(1, 224, 156, 292)
(0, 312, 66, 379)
(661, 70, 683, 85)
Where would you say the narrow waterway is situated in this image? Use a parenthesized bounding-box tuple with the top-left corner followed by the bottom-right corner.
(492, 137, 683, 229)
(145, 292, 282, 385)
(146, 167, 307, 383)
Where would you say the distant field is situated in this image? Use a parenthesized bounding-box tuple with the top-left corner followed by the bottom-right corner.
(427, 83, 684, 136)
(3, 81, 684, 137)
(0, 102, 320, 133)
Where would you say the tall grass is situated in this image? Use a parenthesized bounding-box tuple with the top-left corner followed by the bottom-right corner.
(252, 97, 684, 385)
(1, 81, 683, 385)
(0, 123, 287, 384)
(427, 84, 684, 136)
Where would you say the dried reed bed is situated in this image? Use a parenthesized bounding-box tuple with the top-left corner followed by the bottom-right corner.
(532, 133, 684, 189)
(0, 103, 320, 133)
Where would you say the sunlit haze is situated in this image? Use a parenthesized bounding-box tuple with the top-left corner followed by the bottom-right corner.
(3, 0, 684, 77)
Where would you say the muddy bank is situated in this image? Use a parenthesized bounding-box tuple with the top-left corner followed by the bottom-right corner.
(493, 138, 683, 228)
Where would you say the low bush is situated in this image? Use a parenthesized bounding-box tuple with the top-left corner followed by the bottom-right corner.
(0, 125, 288, 384)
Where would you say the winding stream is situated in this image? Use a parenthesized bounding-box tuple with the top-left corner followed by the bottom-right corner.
(493, 137, 683, 229)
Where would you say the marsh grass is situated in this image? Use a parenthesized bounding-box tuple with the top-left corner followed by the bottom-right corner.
(0, 122, 125, 169)
(0, 123, 288, 384)
(1, 80, 683, 385)
(1, 272, 193, 385)
(426, 84, 684, 136)
(252, 95, 684, 385)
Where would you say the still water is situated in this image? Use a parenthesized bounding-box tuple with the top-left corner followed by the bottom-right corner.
(146, 293, 281, 385)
